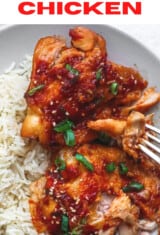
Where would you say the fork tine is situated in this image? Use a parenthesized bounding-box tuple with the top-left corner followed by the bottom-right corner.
(139, 124, 160, 164)
(146, 132, 160, 144)
(141, 139, 160, 154)
(146, 123, 160, 135)
(139, 144, 160, 164)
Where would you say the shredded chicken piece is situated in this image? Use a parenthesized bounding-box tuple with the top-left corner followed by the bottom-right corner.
(88, 119, 126, 137)
(88, 111, 149, 159)
(70, 26, 106, 54)
(122, 87, 160, 116)
(106, 193, 139, 226)
(122, 111, 145, 159)
(138, 220, 157, 231)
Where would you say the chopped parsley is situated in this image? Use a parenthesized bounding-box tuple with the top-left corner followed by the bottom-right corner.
(28, 84, 45, 96)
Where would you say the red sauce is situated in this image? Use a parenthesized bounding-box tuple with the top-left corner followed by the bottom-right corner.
(106, 62, 147, 93)
(25, 51, 147, 147)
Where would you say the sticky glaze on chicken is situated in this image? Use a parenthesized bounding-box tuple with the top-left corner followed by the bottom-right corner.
(21, 27, 148, 148)
(29, 144, 160, 235)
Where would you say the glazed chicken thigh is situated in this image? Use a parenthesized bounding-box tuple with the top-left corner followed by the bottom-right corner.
(29, 144, 160, 235)
(21, 27, 107, 146)
(21, 27, 148, 148)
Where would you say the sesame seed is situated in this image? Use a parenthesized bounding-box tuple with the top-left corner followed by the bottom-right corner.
(49, 191, 54, 195)
(52, 122, 56, 126)
(65, 111, 69, 116)
(60, 190, 65, 194)
(71, 216, 77, 222)
(52, 110, 57, 114)
(50, 188, 54, 193)
(60, 207, 66, 213)
(50, 101, 54, 105)
(70, 208, 76, 213)
(134, 79, 137, 85)
(33, 80, 37, 84)
(75, 198, 80, 205)
(85, 196, 89, 200)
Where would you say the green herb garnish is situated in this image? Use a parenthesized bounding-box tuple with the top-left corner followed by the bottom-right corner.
(96, 68, 103, 80)
(54, 119, 75, 147)
(106, 162, 116, 173)
(119, 162, 128, 175)
(64, 129, 76, 147)
(55, 157, 66, 171)
(61, 214, 69, 233)
(54, 120, 74, 133)
(123, 181, 144, 193)
(75, 153, 94, 172)
(110, 82, 118, 95)
(66, 64, 79, 76)
(28, 84, 45, 96)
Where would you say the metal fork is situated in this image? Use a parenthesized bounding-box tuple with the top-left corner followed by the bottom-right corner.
(139, 124, 160, 164)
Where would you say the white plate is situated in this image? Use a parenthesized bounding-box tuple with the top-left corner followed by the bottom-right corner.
(0, 24, 159, 235)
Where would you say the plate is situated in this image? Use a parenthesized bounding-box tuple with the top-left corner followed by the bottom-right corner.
(0, 24, 159, 235)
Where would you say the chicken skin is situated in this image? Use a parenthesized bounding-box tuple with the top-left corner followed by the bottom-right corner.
(29, 144, 160, 235)
(21, 27, 148, 148)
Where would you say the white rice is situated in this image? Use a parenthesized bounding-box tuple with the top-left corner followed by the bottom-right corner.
(0, 57, 50, 235)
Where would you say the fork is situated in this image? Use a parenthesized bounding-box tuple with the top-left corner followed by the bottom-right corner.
(139, 124, 160, 164)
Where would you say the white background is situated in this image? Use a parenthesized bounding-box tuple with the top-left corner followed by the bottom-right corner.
(0, 0, 160, 24)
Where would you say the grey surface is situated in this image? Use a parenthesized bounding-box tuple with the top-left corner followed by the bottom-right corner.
(115, 24, 160, 60)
